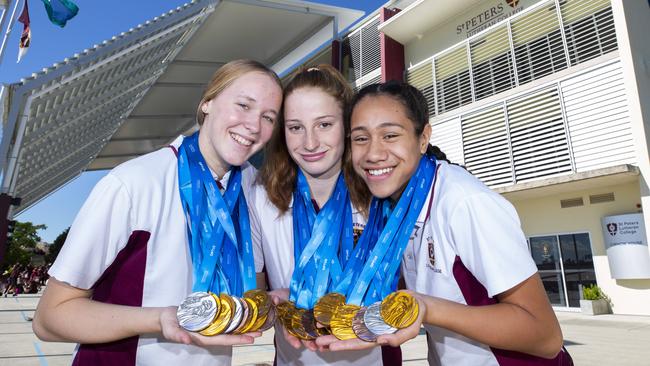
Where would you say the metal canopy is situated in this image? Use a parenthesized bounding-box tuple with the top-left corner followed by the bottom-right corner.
(0, 0, 363, 214)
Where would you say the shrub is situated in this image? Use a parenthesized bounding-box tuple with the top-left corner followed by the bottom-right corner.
(583, 284, 611, 305)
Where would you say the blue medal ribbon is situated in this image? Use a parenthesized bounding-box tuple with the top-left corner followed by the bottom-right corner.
(177, 132, 256, 296)
(341, 155, 437, 306)
(289, 171, 353, 309)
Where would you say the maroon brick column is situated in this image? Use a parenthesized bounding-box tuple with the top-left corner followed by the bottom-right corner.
(380, 7, 405, 82)
(331, 39, 341, 71)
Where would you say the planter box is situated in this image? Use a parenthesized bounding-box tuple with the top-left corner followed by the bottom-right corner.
(580, 299, 610, 315)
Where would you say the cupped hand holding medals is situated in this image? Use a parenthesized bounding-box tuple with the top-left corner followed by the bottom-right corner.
(174, 290, 276, 345)
(276, 290, 425, 352)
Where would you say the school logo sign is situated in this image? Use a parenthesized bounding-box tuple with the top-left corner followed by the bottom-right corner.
(607, 222, 618, 236)
(455, 0, 525, 38)
(506, 0, 520, 8)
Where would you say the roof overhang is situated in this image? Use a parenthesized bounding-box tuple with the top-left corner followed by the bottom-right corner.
(379, 0, 485, 44)
(496, 165, 641, 202)
(0, 0, 363, 214)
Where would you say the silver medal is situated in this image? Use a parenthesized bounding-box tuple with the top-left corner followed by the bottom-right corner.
(364, 301, 397, 335)
(224, 296, 244, 333)
(352, 307, 378, 342)
(177, 292, 219, 332)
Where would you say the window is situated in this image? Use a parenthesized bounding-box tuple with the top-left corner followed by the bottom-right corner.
(529, 232, 596, 307)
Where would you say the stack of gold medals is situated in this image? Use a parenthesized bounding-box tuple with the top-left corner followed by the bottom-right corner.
(177, 289, 276, 335)
(277, 291, 418, 341)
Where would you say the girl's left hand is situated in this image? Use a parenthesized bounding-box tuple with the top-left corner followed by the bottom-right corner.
(314, 291, 426, 351)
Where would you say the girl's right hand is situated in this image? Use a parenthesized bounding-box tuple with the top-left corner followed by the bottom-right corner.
(267, 288, 319, 351)
(159, 306, 262, 346)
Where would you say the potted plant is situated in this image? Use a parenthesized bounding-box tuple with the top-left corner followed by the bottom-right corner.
(580, 284, 611, 315)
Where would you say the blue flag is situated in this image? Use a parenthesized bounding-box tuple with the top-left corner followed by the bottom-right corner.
(40, 0, 78, 27)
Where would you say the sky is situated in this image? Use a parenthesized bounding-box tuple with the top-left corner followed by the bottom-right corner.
(0, 0, 387, 243)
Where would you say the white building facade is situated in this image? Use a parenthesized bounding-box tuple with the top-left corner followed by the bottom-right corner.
(311, 0, 650, 315)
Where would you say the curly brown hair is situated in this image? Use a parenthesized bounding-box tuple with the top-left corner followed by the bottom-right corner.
(257, 64, 371, 215)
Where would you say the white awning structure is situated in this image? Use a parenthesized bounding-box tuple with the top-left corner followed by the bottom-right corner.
(379, 0, 484, 44)
(0, 0, 363, 214)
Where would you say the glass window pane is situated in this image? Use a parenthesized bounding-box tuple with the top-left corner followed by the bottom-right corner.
(560, 233, 596, 307)
(530, 236, 561, 270)
(530, 236, 566, 306)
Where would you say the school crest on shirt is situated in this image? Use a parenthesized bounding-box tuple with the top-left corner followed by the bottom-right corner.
(426, 236, 441, 273)
(352, 222, 365, 246)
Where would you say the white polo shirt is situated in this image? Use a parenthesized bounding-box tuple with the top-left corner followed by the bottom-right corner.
(249, 183, 383, 366)
(402, 161, 539, 366)
(49, 136, 257, 366)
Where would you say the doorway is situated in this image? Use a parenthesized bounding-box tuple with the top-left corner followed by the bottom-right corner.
(529, 233, 597, 307)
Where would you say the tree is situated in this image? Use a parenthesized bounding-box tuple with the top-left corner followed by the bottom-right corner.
(45, 227, 69, 264)
(2, 221, 46, 270)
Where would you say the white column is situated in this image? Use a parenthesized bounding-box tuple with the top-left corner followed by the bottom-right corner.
(611, 0, 650, 251)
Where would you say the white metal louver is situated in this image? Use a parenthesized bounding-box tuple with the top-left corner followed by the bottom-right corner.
(430, 117, 464, 165)
(561, 0, 617, 66)
(342, 16, 381, 84)
(470, 25, 515, 101)
(353, 69, 381, 92)
(507, 87, 572, 182)
(461, 105, 513, 187)
(511, 1, 567, 85)
(406, 60, 435, 117)
(361, 18, 381, 76)
(435, 45, 472, 113)
(561, 61, 636, 172)
(342, 31, 361, 81)
(394, 0, 618, 119)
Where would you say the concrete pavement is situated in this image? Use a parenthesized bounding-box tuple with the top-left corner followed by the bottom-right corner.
(1, 293, 648, 365)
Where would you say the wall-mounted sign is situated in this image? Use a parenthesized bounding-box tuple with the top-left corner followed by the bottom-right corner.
(602, 213, 650, 280)
(455, 0, 526, 38)
(602, 213, 647, 249)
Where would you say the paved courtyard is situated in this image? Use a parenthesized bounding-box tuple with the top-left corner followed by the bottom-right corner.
(1, 293, 649, 365)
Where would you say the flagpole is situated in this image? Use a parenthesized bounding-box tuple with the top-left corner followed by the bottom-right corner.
(0, 2, 10, 32)
(0, 0, 20, 67)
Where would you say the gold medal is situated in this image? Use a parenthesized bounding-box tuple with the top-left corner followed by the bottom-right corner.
(248, 310, 268, 332)
(244, 289, 271, 315)
(313, 293, 346, 327)
(276, 301, 300, 338)
(243, 290, 271, 332)
(290, 307, 313, 340)
(199, 293, 235, 336)
(234, 297, 259, 334)
(330, 303, 361, 340)
(277, 302, 309, 339)
(380, 292, 419, 329)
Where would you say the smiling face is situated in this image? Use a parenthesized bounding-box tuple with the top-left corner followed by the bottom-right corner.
(350, 94, 431, 201)
(198, 71, 282, 177)
(283, 87, 345, 180)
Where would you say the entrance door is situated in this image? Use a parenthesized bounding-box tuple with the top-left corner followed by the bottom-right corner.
(559, 233, 596, 307)
(530, 235, 567, 306)
(529, 233, 596, 308)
